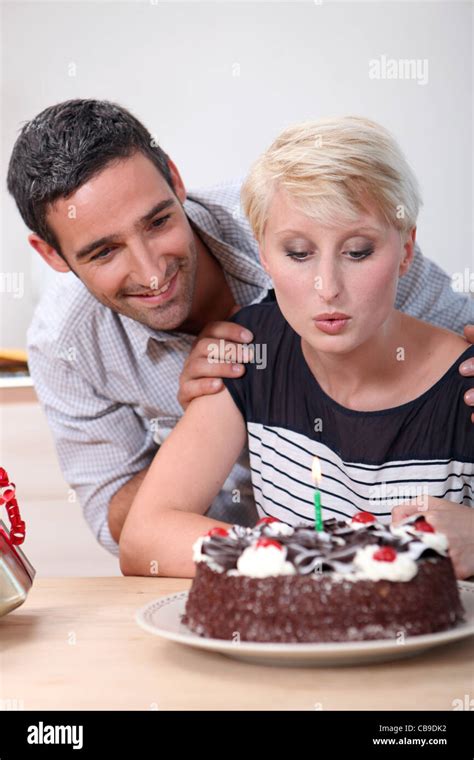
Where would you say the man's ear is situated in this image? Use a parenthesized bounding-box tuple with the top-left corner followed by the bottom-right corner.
(399, 227, 416, 277)
(28, 233, 71, 273)
(166, 157, 187, 205)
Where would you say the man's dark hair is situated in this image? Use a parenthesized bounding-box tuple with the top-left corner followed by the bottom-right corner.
(6, 99, 174, 259)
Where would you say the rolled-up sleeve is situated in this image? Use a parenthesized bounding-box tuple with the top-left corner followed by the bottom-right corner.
(27, 343, 157, 557)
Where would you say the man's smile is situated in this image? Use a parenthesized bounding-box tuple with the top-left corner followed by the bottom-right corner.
(124, 268, 180, 307)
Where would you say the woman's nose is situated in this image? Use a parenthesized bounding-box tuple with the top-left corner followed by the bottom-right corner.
(313, 260, 342, 301)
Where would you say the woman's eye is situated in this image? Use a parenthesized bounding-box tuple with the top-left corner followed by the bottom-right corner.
(286, 250, 310, 261)
(285, 245, 374, 262)
(344, 246, 374, 260)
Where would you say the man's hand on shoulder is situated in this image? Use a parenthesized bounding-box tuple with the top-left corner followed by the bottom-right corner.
(460, 325, 474, 423)
(178, 315, 253, 410)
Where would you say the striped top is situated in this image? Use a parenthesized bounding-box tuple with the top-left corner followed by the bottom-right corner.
(223, 298, 474, 526)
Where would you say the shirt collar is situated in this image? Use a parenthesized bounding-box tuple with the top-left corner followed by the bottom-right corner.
(185, 194, 270, 288)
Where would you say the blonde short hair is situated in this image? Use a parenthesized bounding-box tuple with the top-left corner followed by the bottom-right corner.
(241, 116, 422, 242)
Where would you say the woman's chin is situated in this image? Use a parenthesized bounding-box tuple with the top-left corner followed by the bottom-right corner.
(302, 330, 362, 356)
(308, 339, 353, 355)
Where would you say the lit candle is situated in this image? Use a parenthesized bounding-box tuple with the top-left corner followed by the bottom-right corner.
(312, 457, 323, 532)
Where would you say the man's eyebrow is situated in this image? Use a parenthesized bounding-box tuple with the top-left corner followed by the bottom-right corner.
(74, 198, 176, 261)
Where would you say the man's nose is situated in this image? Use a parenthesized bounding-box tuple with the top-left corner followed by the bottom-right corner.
(127, 240, 167, 287)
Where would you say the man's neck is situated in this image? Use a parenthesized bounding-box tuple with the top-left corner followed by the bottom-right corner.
(179, 230, 237, 335)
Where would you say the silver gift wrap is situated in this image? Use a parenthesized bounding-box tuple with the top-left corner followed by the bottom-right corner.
(0, 467, 35, 617)
(0, 519, 35, 617)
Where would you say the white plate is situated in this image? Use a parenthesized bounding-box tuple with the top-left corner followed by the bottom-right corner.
(135, 582, 474, 667)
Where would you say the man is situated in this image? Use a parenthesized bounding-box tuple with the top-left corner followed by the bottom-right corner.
(7, 99, 474, 558)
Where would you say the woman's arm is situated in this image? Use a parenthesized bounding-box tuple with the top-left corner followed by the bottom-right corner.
(392, 497, 474, 579)
(119, 387, 247, 578)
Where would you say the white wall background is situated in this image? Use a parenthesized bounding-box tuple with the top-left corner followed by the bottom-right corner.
(1, 0, 473, 349)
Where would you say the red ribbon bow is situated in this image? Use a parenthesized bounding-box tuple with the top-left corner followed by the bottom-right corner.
(0, 467, 26, 545)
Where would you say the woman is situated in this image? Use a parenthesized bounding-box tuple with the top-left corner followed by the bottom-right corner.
(119, 116, 473, 579)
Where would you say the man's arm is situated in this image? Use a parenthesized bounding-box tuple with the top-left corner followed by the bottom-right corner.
(119, 386, 247, 578)
(396, 242, 474, 420)
(107, 315, 257, 541)
(27, 343, 158, 556)
(395, 241, 474, 334)
(108, 467, 149, 543)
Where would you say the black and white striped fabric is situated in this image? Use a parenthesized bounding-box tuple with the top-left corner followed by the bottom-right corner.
(223, 299, 474, 526)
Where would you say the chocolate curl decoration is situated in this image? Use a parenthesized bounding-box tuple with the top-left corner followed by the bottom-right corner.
(0, 468, 26, 545)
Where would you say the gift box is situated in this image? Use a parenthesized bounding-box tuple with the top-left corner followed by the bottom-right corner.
(0, 467, 35, 617)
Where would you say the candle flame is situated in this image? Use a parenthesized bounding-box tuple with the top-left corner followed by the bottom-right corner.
(311, 457, 321, 485)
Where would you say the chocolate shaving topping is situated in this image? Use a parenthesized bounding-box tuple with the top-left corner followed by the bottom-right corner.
(200, 517, 441, 575)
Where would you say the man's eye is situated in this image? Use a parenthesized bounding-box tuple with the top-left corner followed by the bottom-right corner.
(91, 247, 115, 261)
(151, 214, 171, 229)
(90, 215, 172, 261)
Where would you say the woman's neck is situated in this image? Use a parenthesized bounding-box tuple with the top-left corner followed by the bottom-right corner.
(301, 310, 427, 410)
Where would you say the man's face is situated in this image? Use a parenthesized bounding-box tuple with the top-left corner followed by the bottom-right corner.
(45, 152, 198, 331)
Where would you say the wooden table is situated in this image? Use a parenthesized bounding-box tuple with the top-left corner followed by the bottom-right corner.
(1, 577, 473, 711)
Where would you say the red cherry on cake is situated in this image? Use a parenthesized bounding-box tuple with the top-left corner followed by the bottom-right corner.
(255, 537, 283, 550)
(206, 527, 229, 538)
(414, 518, 435, 533)
(352, 512, 376, 524)
(256, 517, 280, 526)
(373, 546, 397, 562)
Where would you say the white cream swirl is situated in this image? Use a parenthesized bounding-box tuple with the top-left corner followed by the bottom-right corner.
(263, 521, 295, 537)
(353, 544, 418, 582)
(390, 522, 449, 556)
(234, 542, 296, 578)
(191, 536, 225, 572)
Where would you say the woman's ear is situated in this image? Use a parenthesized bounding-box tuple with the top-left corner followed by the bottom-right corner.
(258, 241, 271, 276)
(399, 227, 416, 277)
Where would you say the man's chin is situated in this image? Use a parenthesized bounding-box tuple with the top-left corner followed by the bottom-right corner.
(131, 304, 190, 332)
(110, 295, 187, 330)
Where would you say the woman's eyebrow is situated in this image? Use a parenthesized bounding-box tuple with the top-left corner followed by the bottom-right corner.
(74, 198, 176, 261)
(341, 225, 383, 236)
(274, 225, 383, 239)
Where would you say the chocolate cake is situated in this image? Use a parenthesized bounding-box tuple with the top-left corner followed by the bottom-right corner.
(182, 513, 465, 643)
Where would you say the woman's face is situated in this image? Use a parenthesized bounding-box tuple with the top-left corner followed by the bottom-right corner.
(260, 188, 416, 354)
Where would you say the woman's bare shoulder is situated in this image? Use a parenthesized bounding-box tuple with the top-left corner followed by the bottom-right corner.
(415, 320, 472, 365)
(402, 313, 470, 371)
(431, 327, 470, 364)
